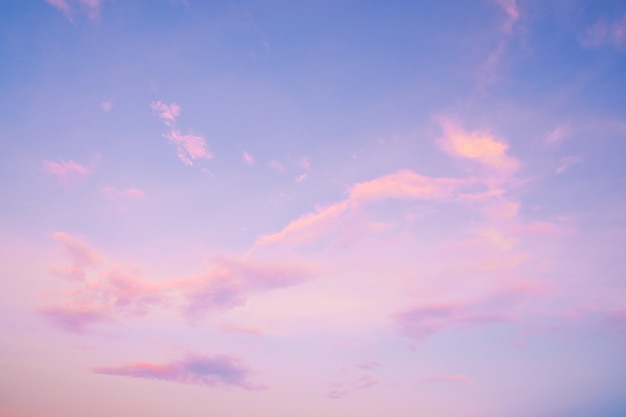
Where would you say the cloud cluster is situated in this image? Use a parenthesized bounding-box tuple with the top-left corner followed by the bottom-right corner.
(41, 233, 315, 333)
(151, 101, 212, 166)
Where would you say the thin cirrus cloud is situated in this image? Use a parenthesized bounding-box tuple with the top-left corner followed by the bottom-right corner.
(495, 0, 519, 34)
(41, 159, 91, 187)
(40, 304, 111, 334)
(151, 101, 212, 166)
(256, 169, 471, 246)
(581, 15, 626, 49)
(101, 186, 145, 201)
(328, 374, 379, 399)
(392, 286, 540, 341)
(93, 353, 263, 390)
(44, 0, 104, 21)
(243, 151, 254, 165)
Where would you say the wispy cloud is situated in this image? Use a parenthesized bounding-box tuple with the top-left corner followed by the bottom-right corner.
(101, 186, 145, 201)
(543, 125, 570, 147)
(41, 159, 92, 187)
(328, 374, 379, 399)
(268, 160, 285, 174)
(256, 169, 469, 246)
(93, 353, 263, 390)
(243, 151, 254, 165)
(100, 100, 113, 112)
(40, 304, 111, 334)
(423, 374, 473, 384)
(581, 15, 626, 49)
(555, 155, 583, 175)
(44, 0, 105, 21)
(151, 101, 212, 166)
(181, 255, 315, 321)
(495, 0, 519, 34)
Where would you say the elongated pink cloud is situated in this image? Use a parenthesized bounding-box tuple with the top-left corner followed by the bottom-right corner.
(256, 170, 469, 246)
(101, 186, 144, 201)
(393, 286, 538, 341)
(45, 0, 71, 15)
(41, 159, 91, 187)
(93, 353, 263, 390)
(423, 374, 472, 384)
(438, 118, 519, 174)
(544, 126, 569, 147)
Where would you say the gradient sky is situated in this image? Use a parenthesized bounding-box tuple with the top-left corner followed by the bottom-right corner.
(1, 1, 626, 416)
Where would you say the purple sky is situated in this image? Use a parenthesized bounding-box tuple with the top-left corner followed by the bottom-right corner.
(1, 1, 626, 416)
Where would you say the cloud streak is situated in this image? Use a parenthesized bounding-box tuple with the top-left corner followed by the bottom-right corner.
(93, 353, 263, 390)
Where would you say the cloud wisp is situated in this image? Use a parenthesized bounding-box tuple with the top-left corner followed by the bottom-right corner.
(44, 0, 105, 21)
(41, 159, 92, 188)
(93, 353, 264, 390)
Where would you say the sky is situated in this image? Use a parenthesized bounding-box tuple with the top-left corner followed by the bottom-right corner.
(1, 0, 626, 416)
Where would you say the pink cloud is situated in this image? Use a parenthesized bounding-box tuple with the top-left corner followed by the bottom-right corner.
(181, 255, 315, 321)
(101, 186, 145, 201)
(349, 169, 462, 203)
(268, 160, 285, 173)
(243, 151, 254, 165)
(256, 170, 469, 246)
(581, 16, 626, 48)
(45, 0, 104, 21)
(151, 100, 181, 127)
(423, 374, 473, 384)
(151, 101, 212, 166)
(438, 118, 519, 175)
(100, 100, 113, 112)
(328, 374, 379, 399)
(495, 0, 519, 33)
(555, 155, 583, 175)
(393, 286, 538, 341)
(41, 159, 91, 187)
(93, 353, 263, 390)
(52, 231, 100, 274)
(543, 126, 569, 147)
(40, 304, 111, 334)
(45, 0, 71, 15)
